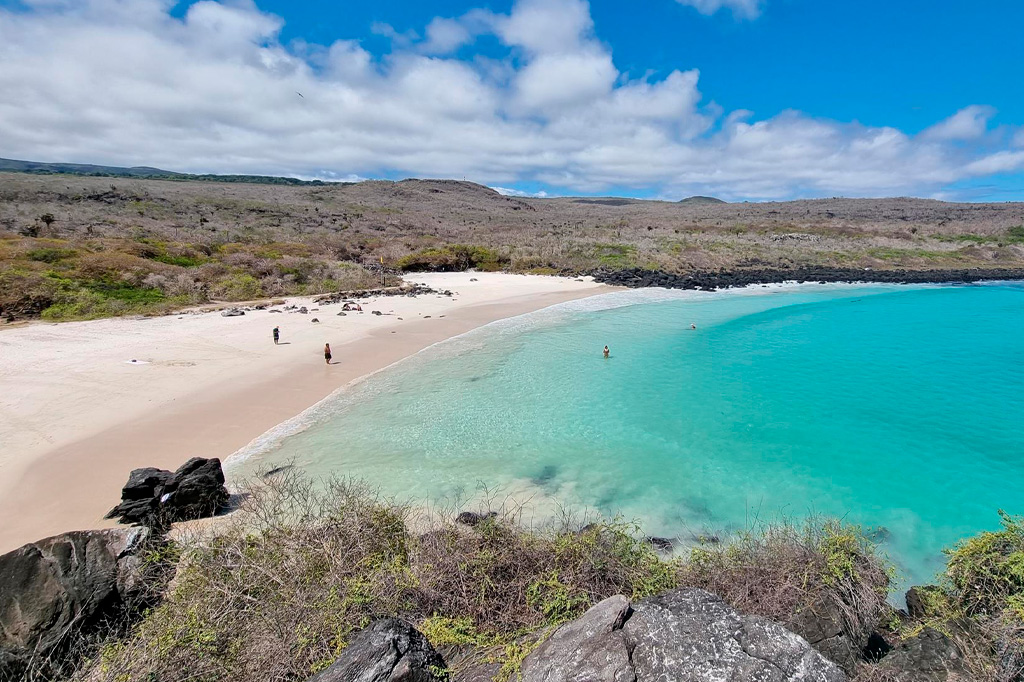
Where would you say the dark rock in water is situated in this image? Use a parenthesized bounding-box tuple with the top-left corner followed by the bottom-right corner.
(689, 531, 721, 544)
(876, 627, 965, 681)
(0, 527, 160, 681)
(866, 526, 892, 543)
(645, 536, 673, 552)
(530, 464, 559, 486)
(520, 588, 844, 682)
(305, 618, 446, 682)
(262, 464, 295, 479)
(105, 457, 229, 528)
(455, 511, 497, 527)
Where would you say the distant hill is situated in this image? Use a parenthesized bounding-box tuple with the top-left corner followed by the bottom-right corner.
(0, 157, 334, 186)
(679, 195, 726, 204)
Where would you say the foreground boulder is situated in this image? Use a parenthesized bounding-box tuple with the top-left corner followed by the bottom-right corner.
(105, 457, 229, 527)
(876, 628, 967, 681)
(787, 595, 872, 674)
(521, 588, 845, 682)
(307, 618, 446, 682)
(0, 527, 158, 682)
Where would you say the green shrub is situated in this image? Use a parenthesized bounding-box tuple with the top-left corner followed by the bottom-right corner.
(211, 273, 263, 301)
(593, 243, 636, 267)
(27, 247, 78, 263)
(945, 511, 1024, 618)
(396, 245, 507, 272)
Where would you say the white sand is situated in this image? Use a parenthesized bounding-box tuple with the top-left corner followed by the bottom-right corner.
(0, 272, 610, 551)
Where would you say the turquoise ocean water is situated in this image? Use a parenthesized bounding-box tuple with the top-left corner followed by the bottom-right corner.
(231, 282, 1024, 589)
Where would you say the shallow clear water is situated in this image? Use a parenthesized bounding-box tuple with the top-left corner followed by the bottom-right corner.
(231, 282, 1024, 589)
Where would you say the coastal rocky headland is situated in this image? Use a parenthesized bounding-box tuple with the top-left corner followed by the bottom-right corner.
(1, 473, 1019, 682)
(593, 266, 1024, 290)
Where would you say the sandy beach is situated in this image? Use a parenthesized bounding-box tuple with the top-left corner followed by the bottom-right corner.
(0, 272, 609, 552)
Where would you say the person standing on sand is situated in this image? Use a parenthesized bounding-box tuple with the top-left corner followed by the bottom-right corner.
(324, 343, 332, 365)
(273, 326, 280, 344)
(603, 345, 610, 358)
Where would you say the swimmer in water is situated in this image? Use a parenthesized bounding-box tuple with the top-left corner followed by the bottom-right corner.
(603, 345, 610, 358)
(691, 323, 696, 330)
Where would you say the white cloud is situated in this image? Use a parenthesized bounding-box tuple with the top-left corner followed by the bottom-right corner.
(922, 105, 995, 141)
(675, 0, 765, 20)
(964, 151, 1024, 176)
(0, 0, 1018, 200)
(421, 17, 472, 54)
(492, 186, 549, 198)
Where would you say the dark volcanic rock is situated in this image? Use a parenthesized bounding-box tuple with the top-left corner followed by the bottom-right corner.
(306, 618, 446, 682)
(787, 596, 871, 675)
(645, 536, 673, 552)
(455, 511, 497, 527)
(105, 457, 229, 527)
(876, 627, 965, 681)
(905, 585, 944, 620)
(520, 589, 844, 682)
(593, 266, 1024, 290)
(0, 527, 158, 681)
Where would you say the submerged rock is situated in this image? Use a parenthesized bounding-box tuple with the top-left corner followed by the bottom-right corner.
(455, 511, 497, 527)
(306, 618, 446, 682)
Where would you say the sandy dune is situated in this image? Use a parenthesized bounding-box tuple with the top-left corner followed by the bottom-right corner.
(0, 272, 609, 552)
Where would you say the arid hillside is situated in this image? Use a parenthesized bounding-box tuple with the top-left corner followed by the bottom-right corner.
(3, 172, 1024, 319)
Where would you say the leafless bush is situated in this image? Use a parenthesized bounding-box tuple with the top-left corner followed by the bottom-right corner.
(79, 473, 897, 682)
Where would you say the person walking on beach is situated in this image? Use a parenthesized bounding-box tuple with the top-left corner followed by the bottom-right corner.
(324, 343, 332, 365)
(603, 345, 610, 358)
(272, 326, 280, 344)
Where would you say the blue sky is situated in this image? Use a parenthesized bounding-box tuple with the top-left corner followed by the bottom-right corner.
(1, 0, 1022, 200)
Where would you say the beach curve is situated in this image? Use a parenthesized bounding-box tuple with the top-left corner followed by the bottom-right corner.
(0, 272, 612, 552)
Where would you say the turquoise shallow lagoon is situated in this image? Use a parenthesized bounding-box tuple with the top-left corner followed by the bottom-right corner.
(231, 282, 1024, 589)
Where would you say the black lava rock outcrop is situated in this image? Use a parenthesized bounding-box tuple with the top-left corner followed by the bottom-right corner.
(306, 618, 446, 682)
(593, 266, 1024, 290)
(0, 527, 158, 682)
(876, 627, 966, 681)
(105, 457, 229, 528)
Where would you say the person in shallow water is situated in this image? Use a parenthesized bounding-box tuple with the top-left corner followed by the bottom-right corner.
(691, 323, 697, 330)
(324, 343, 332, 365)
(272, 326, 280, 344)
(603, 345, 610, 358)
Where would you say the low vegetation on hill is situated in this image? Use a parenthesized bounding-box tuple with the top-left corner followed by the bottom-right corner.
(3, 172, 1024, 321)
(58, 473, 1022, 682)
